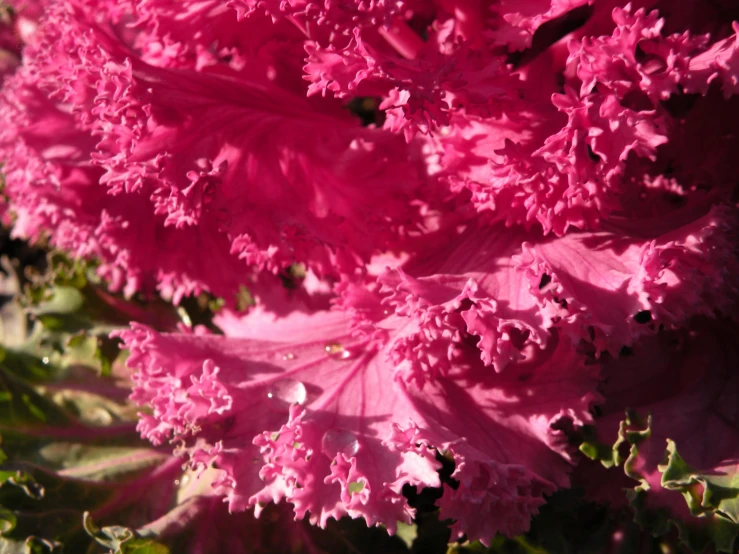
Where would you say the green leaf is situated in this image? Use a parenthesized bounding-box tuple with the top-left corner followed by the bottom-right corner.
(83, 513, 170, 554)
(37, 444, 166, 482)
(0, 257, 26, 349)
(234, 285, 254, 313)
(0, 349, 57, 384)
(615, 411, 652, 484)
(0, 464, 112, 545)
(446, 536, 549, 554)
(4, 471, 44, 500)
(657, 440, 739, 553)
(0, 366, 74, 429)
(118, 539, 170, 554)
(395, 522, 417, 549)
(60, 333, 121, 377)
(578, 410, 652, 473)
(31, 287, 85, 317)
(585, 412, 739, 554)
(24, 536, 63, 554)
(660, 441, 739, 523)
(0, 506, 16, 534)
(0, 535, 62, 554)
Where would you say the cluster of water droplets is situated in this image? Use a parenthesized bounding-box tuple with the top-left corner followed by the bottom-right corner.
(322, 344, 360, 457)
(266, 342, 363, 460)
(280, 342, 359, 362)
(321, 343, 359, 458)
(268, 342, 361, 408)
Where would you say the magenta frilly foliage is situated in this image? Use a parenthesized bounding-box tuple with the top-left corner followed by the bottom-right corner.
(1, 0, 738, 550)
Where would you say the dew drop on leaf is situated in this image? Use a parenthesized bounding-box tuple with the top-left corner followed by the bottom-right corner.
(322, 429, 359, 457)
(266, 379, 307, 405)
(325, 343, 343, 355)
(325, 343, 358, 360)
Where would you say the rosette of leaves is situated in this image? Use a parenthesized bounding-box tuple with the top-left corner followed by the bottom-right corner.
(0, 244, 700, 554)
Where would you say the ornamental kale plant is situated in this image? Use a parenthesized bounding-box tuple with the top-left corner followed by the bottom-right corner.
(0, 0, 737, 552)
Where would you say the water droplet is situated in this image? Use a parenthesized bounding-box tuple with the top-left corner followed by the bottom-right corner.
(174, 479, 180, 486)
(325, 343, 343, 355)
(282, 353, 296, 361)
(341, 349, 358, 360)
(322, 429, 359, 457)
(41, 357, 49, 365)
(325, 343, 358, 361)
(266, 379, 307, 405)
